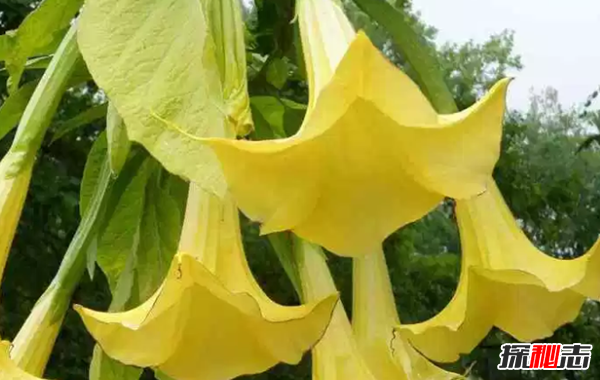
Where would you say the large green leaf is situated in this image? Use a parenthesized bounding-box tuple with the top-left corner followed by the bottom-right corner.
(95, 158, 155, 292)
(88, 162, 186, 380)
(78, 0, 232, 195)
(0, 0, 83, 93)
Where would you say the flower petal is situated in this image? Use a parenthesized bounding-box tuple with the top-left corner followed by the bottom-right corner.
(0, 160, 33, 283)
(396, 178, 596, 362)
(354, 252, 461, 380)
(76, 189, 338, 380)
(205, 34, 509, 257)
(0, 341, 49, 380)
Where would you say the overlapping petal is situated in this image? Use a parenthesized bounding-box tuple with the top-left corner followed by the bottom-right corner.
(296, 239, 461, 380)
(75, 188, 337, 380)
(205, 32, 510, 257)
(397, 178, 599, 362)
(0, 341, 49, 380)
(354, 252, 461, 380)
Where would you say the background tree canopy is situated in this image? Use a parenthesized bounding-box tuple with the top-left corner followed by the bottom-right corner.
(1, 0, 599, 379)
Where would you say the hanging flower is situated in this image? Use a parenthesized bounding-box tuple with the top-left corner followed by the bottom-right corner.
(203, 0, 511, 257)
(295, 237, 462, 380)
(396, 178, 599, 362)
(75, 187, 338, 380)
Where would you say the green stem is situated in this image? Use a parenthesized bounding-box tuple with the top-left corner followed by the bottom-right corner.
(11, 158, 112, 374)
(52, 159, 112, 312)
(352, 0, 458, 114)
(4, 22, 82, 175)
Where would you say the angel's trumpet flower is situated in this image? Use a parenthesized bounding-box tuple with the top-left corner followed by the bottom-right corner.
(353, 251, 461, 380)
(9, 286, 65, 376)
(0, 341, 50, 380)
(203, 0, 510, 257)
(0, 23, 80, 284)
(295, 238, 460, 380)
(76, 185, 338, 380)
(397, 179, 600, 362)
(0, 159, 32, 280)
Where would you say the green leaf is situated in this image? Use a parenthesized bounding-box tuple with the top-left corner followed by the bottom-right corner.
(154, 370, 176, 380)
(250, 96, 306, 140)
(1, 0, 83, 93)
(0, 80, 39, 141)
(80, 132, 109, 218)
(106, 103, 131, 177)
(89, 346, 142, 380)
(265, 57, 290, 89)
(78, 0, 230, 195)
(268, 232, 303, 299)
(134, 170, 183, 299)
(51, 103, 108, 143)
(96, 159, 156, 291)
(88, 163, 185, 380)
(352, 0, 458, 113)
(94, 160, 185, 298)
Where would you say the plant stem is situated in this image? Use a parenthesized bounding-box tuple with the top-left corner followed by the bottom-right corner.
(10, 158, 112, 375)
(4, 22, 82, 175)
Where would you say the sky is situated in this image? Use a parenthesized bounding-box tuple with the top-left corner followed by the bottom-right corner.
(412, 0, 600, 111)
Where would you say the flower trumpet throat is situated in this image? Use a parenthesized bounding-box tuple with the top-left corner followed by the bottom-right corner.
(0, 341, 50, 380)
(204, 29, 511, 257)
(75, 185, 338, 380)
(396, 178, 600, 363)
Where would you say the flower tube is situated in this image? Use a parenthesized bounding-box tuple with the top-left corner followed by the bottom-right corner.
(76, 186, 338, 380)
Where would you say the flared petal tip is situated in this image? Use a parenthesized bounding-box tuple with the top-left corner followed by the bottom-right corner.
(0, 340, 49, 380)
(394, 325, 466, 363)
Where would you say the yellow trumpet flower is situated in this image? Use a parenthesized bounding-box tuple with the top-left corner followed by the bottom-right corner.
(0, 341, 50, 380)
(10, 286, 64, 376)
(76, 185, 338, 380)
(295, 238, 461, 380)
(203, 0, 510, 257)
(397, 178, 599, 363)
(0, 159, 33, 282)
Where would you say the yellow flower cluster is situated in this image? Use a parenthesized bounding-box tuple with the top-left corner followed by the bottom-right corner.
(1, 0, 598, 379)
